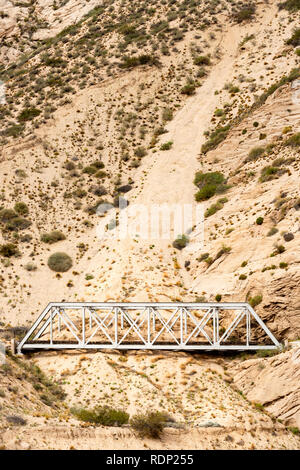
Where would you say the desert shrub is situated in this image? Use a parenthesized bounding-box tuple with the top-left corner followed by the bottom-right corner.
(283, 232, 294, 242)
(18, 107, 41, 122)
(201, 126, 230, 154)
(130, 411, 170, 439)
(214, 109, 224, 117)
(256, 217, 264, 225)
(41, 54, 66, 67)
(172, 234, 189, 250)
(224, 82, 240, 94)
(134, 146, 147, 158)
(245, 146, 265, 162)
(5, 217, 31, 231)
(162, 108, 173, 121)
(272, 157, 287, 167)
(279, 262, 288, 269)
(254, 403, 264, 411)
(83, 165, 97, 175)
(194, 55, 210, 66)
(196, 66, 207, 78)
(47, 252, 72, 272)
(205, 198, 228, 217)
(95, 170, 107, 179)
(284, 132, 300, 147)
(239, 274, 247, 280)
(116, 184, 132, 194)
(286, 28, 300, 47)
(199, 253, 209, 262)
(91, 160, 105, 169)
(259, 166, 279, 182)
(194, 171, 228, 201)
(160, 141, 173, 150)
(150, 20, 169, 34)
(194, 171, 225, 188)
(120, 54, 158, 68)
(130, 159, 140, 168)
(73, 189, 87, 199)
(3, 124, 25, 138)
(14, 202, 29, 216)
(71, 406, 129, 426)
(256, 349, 279, 358)
(262, 264, 277, 272)
(41, 230, 66, 244)
(249, 295, 262, 308)
(272, 244, 285, 255)
(232, 5, 256, 23)
(64, 160, 76, 171)
(0, 243, 20, 258)
(24, 262, 37, 271)
(6, 415, 27, 426)
(0, 209, 17, 223)
(288, 426, 300, 435)
(215, 244, 231, 260)
(90, 185, 107, 196)
(181, 83, 196, 95)
(279, 0, 300, 11)
(267, 227, 278, 236)
(195, 184, 216, 202)
(215, 294, 222, 302)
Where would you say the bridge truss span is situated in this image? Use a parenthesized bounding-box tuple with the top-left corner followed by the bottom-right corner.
(17, 302, 280, 353)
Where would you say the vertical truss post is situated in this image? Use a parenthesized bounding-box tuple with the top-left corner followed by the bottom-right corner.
(147, 308, 151, 345)
(50, 309, 53, 346)
(213, 307, 219, 346)
(246, 309, 250, 346)
(58, 310, 61, 333)
(82, 307, 85, 346)
(153, 309, 155, 332)
(213, 308, 216, 346)
(180, 308, 183, 345)
(114, 308, 118, 347)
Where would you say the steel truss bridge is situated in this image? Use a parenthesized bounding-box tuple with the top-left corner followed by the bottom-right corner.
(17, 302, 280, 353)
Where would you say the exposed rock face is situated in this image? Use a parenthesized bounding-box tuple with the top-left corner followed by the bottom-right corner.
(229, 349, 300, 427)
(0, 0, 102, 64)
(259, 274, 300, 341)
(0, 0, 299, 450)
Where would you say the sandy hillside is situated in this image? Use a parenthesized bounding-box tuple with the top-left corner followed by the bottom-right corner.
(1, 348, 299, 450)
(0, 0, 300, 450)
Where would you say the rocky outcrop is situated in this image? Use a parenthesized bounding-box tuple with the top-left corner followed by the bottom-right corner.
(229, 349, 300, 427)
(260, 274, 300, 341)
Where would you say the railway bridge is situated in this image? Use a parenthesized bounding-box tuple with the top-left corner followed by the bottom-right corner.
(17, 302, 280, 353)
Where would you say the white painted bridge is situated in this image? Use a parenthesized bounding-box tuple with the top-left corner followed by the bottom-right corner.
(17, 302, 280, 353)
